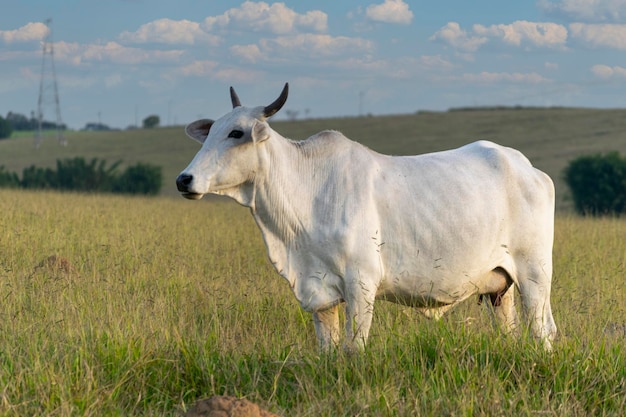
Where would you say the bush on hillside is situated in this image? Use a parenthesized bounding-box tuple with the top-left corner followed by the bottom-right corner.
(21, 165, 57, 189)
(55, 158, 121, 192)
(0, 116, 13, 139)
(0, 166, 20, 187)
(1, 158, 162, 195)
(113, 163, 162, 195)
(142, 115, 160, 129)
(563, 152, 626, 216)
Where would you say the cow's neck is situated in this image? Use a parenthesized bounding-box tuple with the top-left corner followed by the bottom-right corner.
(248, 134, 317, 245)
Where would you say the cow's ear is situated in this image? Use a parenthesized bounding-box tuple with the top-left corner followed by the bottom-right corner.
(252, 120, 271, 143)
(185, 119, 214, 144)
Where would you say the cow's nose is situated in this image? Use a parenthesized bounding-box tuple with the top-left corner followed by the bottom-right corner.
(176, 173, 193, 192)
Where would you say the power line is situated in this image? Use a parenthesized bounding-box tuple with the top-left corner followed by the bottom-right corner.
(36, 18, 65, 147)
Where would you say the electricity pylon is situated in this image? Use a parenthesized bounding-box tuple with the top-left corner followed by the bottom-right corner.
(36, 18, 66, 147)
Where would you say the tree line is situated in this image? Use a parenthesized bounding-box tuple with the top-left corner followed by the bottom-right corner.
(0, 111, 67, 139)
(0, 111, 162, 139)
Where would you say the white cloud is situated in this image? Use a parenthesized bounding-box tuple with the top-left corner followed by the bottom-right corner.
(429, 22, 487, 52)
(119, 18, 220, 45)
(432, 21, 567, 52)
(330, 56, 418, 82)
(591, 64, 626, 78)
(169, 60, 262, 83)
(365, 0, 414, 25)
(331, 56, 389, 72)
(262, 33, 373, 57)
(539, 0, 626, 22)
(0, 22, 48, 43)
(230, 44, 263, 63)
(389, 56, 454, 78)
(232, 34, 374, 62)
(53, 41, 184, 65)
(212, 67, 263, 82)
(104, 73, 123, 88)
(203, 1, 327, 34)
(456, 71, 551, 84)
(305, 54, 452, 81)
(0, 50, 38, 61)
(173, 60, 219, 77)
(570, 23, 626, 48)
(418, 55, 454, 70)
(296, 10, 328, 32)
(473, 21, 567, 48)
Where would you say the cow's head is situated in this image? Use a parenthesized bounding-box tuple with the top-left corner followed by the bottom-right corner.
(176, 83, 288, 203)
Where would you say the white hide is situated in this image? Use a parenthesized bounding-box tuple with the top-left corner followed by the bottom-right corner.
(177, 93, 557, 351)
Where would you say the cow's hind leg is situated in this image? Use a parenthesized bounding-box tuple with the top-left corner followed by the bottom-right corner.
(480, 268, 519, 335)
(487, 284, 519, 335)
(313, 304, 341, 352)
(488, 268, 519, 334)
(517, 261, 557, 350)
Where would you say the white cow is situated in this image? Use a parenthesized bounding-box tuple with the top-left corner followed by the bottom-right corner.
(176, 84, 557, 351)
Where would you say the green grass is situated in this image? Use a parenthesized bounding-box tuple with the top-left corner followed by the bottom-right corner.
(1, 189, 625, 416)
(2, 107, 626, 210)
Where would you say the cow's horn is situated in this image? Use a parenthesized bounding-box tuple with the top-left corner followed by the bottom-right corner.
(230, 86, 241, 108)
(263, 83, 289, 118)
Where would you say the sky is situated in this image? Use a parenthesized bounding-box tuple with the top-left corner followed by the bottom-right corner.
(2, 0, 626, 130)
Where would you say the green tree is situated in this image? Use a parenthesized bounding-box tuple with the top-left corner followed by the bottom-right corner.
(20, 165, 57, 189)
(0, 166, 19, 187)
(113, 163, 162, 195)
(55, 157, 121, 192)
(5, 111, 37, 131)
(563, 152, 626, 216)
(0, 115, 13, 139)
(142, 115, 160, 129)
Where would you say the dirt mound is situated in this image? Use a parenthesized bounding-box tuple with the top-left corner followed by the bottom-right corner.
(34, 255, 77, 275)
(184, 396, 280, 417)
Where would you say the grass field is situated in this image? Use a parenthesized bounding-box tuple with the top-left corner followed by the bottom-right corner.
(1, 108, 626, 415)
(3, 107, 626, 211)
(0, 189, 625, 416)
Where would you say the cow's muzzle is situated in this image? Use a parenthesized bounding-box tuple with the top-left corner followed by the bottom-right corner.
(176, 173, 204, 200)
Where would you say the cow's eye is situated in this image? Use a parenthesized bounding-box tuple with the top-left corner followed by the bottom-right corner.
(228, 130, 244, 139)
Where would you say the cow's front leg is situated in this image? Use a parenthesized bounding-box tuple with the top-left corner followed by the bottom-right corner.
(344, 275, 376, 352)
(313, 304, 341, 351)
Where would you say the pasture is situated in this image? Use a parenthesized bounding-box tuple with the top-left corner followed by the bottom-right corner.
(0, 189, 625, 416)
(1, 107, 626, 415)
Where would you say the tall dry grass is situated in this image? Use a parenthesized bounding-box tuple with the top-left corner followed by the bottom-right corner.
(0, 189, 625, 416)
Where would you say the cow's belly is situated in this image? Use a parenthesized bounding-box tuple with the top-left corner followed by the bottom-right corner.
(376, 267, 510, 308)
(377, 290, 452, 308)
(376, 280, 469, 307)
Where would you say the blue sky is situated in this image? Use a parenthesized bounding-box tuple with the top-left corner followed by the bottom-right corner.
(2, 0, 626, 130)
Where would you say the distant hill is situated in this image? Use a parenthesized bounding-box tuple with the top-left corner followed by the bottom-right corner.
(2, 107, 626, 212)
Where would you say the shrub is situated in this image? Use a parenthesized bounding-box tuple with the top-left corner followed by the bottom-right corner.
(563, 152, 626, 216)
(0, 166, 20, 188)
(113, 163, 162, 195)
(55, 157, 121, 192)
(21, 165, 57, 189)
(0, 158, 162, 196)
(0, 115, 13, 139)
(142, 115, 160, 129)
